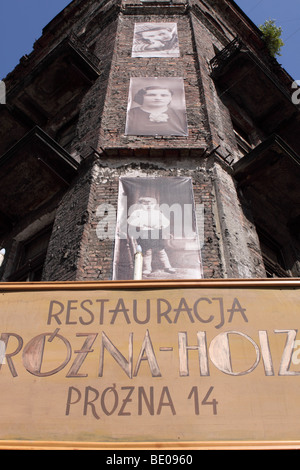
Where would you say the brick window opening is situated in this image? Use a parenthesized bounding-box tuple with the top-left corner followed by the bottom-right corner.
(56, 116, 78, 151)
(232, 120, 253, 158)
(8, 226, 53, 282)
(258, 230, 290, 278)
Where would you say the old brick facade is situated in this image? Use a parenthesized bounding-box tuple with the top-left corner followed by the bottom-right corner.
(0, 0, 299, 282)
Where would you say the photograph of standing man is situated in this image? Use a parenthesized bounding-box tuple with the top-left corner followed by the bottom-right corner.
(113, 177, 203, 281)
(125, 77, 188, 136)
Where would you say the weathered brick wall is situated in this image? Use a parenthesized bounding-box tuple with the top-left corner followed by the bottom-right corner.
(76, 161, 119, 281)
(59, 160, 265, 282)
(74, 4, 121, 158)
(74, 157, 225, 281)
(42, 159, 95, 281)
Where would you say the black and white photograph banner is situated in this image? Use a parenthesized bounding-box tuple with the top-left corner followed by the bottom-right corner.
(113, 177, 203, 280)
(125, 77, 188, 137)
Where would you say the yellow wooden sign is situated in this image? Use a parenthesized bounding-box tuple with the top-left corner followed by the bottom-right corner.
(0, 279, 300, 450)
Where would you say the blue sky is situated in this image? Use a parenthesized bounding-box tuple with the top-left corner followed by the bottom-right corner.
(0, 0, 71, 80)
(0, 0, 299, 80)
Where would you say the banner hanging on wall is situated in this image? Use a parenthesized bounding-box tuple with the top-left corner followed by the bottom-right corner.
(113, 176, 203, 280)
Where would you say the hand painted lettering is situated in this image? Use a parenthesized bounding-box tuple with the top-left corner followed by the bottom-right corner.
(47, 296, 248, 329)
(0, 329, 299, 378)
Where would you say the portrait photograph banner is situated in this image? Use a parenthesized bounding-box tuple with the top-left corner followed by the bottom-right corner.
(132, 22, 180, 58)
(113, 176, 203, 281)
(125, 77, 188, 136)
